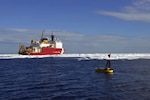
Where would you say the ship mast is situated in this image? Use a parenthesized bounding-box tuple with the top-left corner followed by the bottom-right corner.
(41, 30, 45, 40)
(40, 30, 45, 43)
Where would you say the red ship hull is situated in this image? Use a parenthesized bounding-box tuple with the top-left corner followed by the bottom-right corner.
(29, 47, 64, 55)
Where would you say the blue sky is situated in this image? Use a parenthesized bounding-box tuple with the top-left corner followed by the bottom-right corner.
(0, 0, 150, 53)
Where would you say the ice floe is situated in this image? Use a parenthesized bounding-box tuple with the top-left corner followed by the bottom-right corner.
(0, 53, 150, 60)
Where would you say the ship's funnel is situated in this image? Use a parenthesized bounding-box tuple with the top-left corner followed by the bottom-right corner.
(51, 32, 54, 41)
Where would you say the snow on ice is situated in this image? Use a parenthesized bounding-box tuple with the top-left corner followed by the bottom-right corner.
(0, 53, 150, 60)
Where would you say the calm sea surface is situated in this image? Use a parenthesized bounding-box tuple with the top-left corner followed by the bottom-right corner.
(0, 57, 150, 100)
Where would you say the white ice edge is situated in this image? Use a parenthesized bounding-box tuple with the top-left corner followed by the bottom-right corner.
(0, 53, 150, 60)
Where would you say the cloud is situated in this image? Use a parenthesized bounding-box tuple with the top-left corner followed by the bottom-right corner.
(0, 28, 47, 44)
(132, 0, 150, 11)
(0, 28, 150, 53)
(96, 0, 150, 22)
(97, 11, 150, 22)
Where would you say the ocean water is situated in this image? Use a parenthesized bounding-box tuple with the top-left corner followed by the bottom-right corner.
(0, 54, 150, 100)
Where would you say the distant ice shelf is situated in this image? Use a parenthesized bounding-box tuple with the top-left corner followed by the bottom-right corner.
(0, 53, 150, 60)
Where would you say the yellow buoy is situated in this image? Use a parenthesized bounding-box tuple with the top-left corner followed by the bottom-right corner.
(95, 67, 114, 73)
